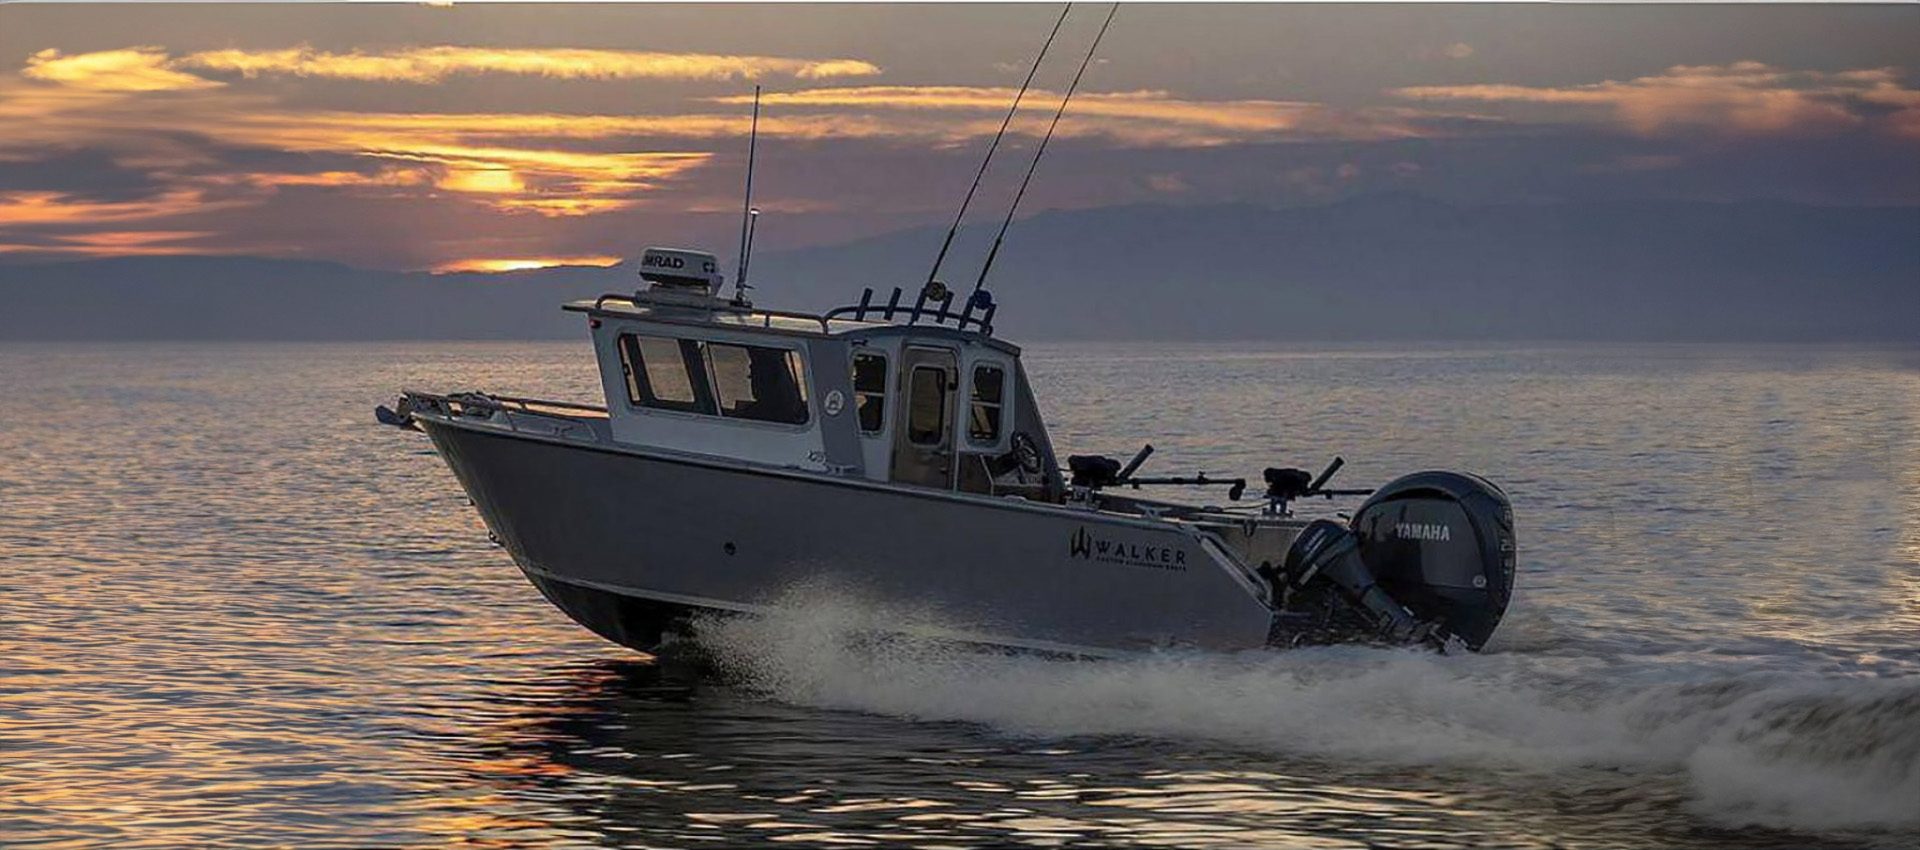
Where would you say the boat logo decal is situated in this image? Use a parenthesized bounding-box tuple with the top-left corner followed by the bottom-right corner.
(823, 389, 845, 416)
(1069, 526, 1187, 571)
(1394, 522, 1452, 542)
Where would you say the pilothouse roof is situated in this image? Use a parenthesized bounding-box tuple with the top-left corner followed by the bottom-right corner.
(562, 288, 1021, 355)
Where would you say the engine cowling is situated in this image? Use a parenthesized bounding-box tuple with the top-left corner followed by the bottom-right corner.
(1350, 471, 1514, 651)
(1269, 471, 1515, 652)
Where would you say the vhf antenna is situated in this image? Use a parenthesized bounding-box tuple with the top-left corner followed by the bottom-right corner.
(923, 4, 1072, 292)
(732, 84, 762, 303)
(974, 2, 1117, 294)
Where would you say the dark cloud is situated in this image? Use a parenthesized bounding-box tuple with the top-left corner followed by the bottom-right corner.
(0, 149, 166, 202)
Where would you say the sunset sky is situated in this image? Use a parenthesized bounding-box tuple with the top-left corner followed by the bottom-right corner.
(1, 2, 1916, 272)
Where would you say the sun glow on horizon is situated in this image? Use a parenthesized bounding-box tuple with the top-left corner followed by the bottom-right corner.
(435, 168, 525, 194)
(431, 256, 624, 274)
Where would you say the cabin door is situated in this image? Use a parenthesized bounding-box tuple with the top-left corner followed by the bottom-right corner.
(890, 346, 957, 489)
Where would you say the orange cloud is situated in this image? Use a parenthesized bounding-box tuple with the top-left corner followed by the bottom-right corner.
(260, 109, 955, 143)
(175, 45, 881, 84)
(17, 45, 880, 95)
(714, 86, 1458, 145)
(56, 230, 212, 246)
(0, 229, 221, 257)
(1393, 62, 1920, 138)
(229, 169, 435, 189)
(0, 190, 244, 225)
(22, 47, 223, 92)
(350, 145, 709, 194)
(0, 71, 720, 220)
(483, 198, 639, 217)
(0, 53, 1501, 265)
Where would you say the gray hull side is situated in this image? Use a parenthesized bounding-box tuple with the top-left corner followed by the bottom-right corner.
(422, 419, 1274, 655)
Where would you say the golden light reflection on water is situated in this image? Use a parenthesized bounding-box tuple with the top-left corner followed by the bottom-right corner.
(1893, 367, 1920, 638)
(2, 342, 1916, 849)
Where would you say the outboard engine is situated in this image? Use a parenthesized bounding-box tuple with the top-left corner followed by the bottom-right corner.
(1269, 471, 1514, 652)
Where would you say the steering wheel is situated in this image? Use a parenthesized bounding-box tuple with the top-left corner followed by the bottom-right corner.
(1011, 432, 1043, 475)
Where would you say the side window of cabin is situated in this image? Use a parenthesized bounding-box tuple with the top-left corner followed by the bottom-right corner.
(907, 365, 948, 446)
(852, 352, 887, 434)
(620, 334, 711, 414)
(968, 364, 1006, 445)
(706, 342, 810, 425)
(617, 333, 808, 425)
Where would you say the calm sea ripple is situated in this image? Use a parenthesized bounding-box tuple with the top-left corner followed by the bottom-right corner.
(2, 341, 1917, 849)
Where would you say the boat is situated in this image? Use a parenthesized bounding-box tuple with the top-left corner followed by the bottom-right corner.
(377, 10, 1515, 658)
(378, 247, 1517, 658)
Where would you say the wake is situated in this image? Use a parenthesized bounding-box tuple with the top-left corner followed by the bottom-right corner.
(697, 587, 1920, 835)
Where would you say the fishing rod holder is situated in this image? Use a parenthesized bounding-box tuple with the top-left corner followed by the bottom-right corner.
(1127, 474, 1249, 502)
(825, 284, 998, 334)
(1064, 448, 1374, 513)
(1262, 457, 1374, 516)
(1066, 444, 1249, 501)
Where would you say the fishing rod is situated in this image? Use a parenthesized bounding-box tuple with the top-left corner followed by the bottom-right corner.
(974, 2, 1118, 295)
(732, 85, 761, 302)
(922, 3, 1072, 292)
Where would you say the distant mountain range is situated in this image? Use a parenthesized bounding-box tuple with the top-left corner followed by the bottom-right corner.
(0, 255, 629, 341)
(4, 195, 1916, 341)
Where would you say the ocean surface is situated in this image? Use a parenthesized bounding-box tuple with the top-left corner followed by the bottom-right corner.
(3, 340, 1917, 849)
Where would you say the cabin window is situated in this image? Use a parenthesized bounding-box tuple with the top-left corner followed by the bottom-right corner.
(706, 342, 810, 425)
(620, 334, 712, 414)
(907, 365, 948, 446)
(852, 352, 887, 433)
(618, 332, 809, 425)
(968, 364, 1006, 445)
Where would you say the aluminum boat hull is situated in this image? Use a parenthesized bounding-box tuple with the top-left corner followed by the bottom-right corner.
(420, 416, 1277, 657)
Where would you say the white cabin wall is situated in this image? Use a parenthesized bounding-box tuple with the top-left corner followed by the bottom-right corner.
(594, 319, 829, 471)
(805, 336, 867, 476)
(588, 319, 631, 416)
(843, 336, 1026, 485)
(851, 336, 902, 481)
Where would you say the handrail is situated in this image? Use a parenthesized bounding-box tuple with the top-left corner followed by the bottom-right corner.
(581, 287, 996, 336)
(583, 291, 832, 333)
(402, 390, 606, 440)
(822, 286, 996, 335)
(406, 390, 599, 412)
(482, 393, 607, 414)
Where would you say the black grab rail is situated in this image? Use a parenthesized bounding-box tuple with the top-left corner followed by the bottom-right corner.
(822, 286, 996, 334)
(582, 285, 997, 336)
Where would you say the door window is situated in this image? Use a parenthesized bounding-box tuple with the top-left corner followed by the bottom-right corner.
(852, 352, 888, 433)
(906, 365, 948, 446)
(968, 364, 1006, 445)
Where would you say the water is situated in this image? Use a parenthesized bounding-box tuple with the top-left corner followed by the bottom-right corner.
(3, 341, 1917, 849)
